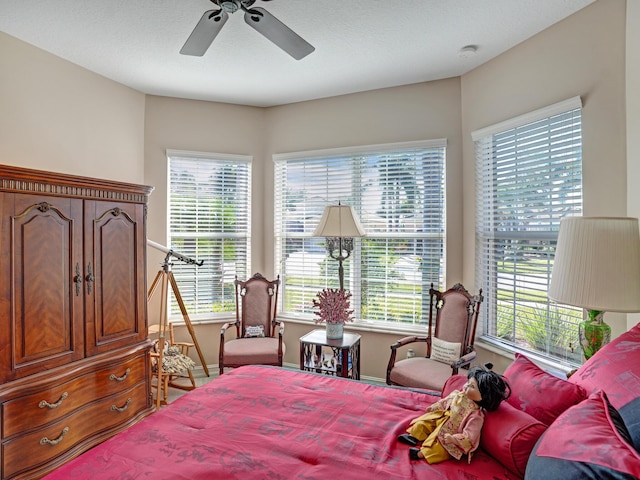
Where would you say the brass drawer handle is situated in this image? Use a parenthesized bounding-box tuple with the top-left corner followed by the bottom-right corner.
(40, 427, 69, 446)
(109, 368, 131, 382)
(38, 392, 69, 409)
(111, 398, 132, 413)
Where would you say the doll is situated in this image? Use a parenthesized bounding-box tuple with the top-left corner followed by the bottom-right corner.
(398, 364, 510, 464)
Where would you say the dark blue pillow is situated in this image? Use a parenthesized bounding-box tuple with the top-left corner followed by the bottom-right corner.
(619, 397, 640, 453)
(526, 454, 640, 480)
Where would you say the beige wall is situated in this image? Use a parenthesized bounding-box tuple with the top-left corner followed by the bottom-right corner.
(0, 32, 145, 183)
(264, 79, 464, 282)
(143, 95, 265, 271)
(460, 0, 628, 371)
(263, 79, 463, 378)
(1, 0, 633, 380)
(143, 96, 266, 369)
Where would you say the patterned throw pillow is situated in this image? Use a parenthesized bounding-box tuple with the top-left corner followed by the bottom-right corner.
(524, 391, 640, 479)
(244, 325, 265, 338)
(503, 353, 587, 426)
(430, 337, 461, 364)
(567, 322, 640, 451)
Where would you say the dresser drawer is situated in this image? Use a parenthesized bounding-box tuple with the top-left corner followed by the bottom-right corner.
(2, 382, 148, 479)
(2, 354, 147, 438)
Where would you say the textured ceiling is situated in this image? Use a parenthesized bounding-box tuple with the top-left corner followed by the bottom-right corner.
(0, 0, 595, 107)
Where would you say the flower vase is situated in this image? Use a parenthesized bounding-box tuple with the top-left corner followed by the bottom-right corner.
(326, 322, 344, 340)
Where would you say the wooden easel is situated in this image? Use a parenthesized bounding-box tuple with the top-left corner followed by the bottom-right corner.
(147, 251, 209, 408)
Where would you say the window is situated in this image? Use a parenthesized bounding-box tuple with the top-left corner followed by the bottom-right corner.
(473, 97, 583, 365)
(167, 150, 251, 318)
(274, 140, 446, 327)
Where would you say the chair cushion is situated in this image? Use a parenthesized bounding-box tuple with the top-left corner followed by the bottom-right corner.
(524, 391, 640, 479)
(503, 353, 587, 426)
(152, 341, 196, 374)
(430, 337, 461, 364)
(389, 357, 455, 392)
(223, 337, 284, 365)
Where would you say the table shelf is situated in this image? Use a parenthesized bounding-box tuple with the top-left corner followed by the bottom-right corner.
(299, 329, 361, 380)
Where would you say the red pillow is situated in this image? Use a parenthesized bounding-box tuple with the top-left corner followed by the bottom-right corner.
(525, 391, 640, 479)
(503, 353, 586, 426)
(481, 400, 546, 477)
(441, 374, 466, 397)
(568, 322, 640, 409)
(567, 324, 640, 452)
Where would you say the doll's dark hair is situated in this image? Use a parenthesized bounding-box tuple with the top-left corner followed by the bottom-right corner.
(467, 364, 511, 412)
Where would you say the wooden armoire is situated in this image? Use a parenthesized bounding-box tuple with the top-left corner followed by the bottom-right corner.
(0, 165, 155, 479)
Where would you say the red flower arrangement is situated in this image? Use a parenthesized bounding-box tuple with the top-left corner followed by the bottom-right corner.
(312, 288, 354, 325)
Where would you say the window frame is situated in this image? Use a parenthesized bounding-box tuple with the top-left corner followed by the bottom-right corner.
(472, 97, 584, 366)
(166, 149, 252, 321)
(273, 139, 447, 329)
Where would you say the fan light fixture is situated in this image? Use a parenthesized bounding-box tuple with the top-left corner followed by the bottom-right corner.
(220, 1, 240, 13)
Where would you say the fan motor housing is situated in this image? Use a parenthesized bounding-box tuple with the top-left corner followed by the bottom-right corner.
(219, 1, 240, 13)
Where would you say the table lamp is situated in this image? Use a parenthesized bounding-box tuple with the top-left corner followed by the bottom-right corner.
(313, 203, 365, 290)
(549, 217, 640, 360)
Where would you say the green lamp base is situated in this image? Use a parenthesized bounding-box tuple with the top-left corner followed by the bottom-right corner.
(579, 309, 611, 360)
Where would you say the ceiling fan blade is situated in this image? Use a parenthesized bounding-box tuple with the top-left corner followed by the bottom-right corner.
(244, 7, 314, 60)
(180, 9, 229, 56)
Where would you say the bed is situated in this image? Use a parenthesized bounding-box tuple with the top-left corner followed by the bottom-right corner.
(43, 365, 515, 479)
(45, 324, 640, 479)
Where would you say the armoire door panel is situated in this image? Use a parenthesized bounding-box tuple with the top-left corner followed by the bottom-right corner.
(85, 201, 146, 355)
(0, 194, 84, 382)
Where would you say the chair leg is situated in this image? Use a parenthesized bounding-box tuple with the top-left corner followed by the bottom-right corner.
(153, 371, 169, 409)
(161, 374, 169, 405)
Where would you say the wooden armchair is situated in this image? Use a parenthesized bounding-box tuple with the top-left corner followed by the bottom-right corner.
(219, 273, 284, 375)
(386, 283, 483, 392)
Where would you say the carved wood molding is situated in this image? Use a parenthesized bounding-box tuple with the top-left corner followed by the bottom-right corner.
(0, 164, 153, 202)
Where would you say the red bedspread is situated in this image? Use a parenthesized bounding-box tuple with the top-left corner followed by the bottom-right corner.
(44, 366, 513, 479)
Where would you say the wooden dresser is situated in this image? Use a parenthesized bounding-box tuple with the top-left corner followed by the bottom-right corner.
(0, 165, 155, 479)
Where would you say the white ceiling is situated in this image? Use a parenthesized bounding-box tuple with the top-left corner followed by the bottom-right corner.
(1, 0, 595, 107)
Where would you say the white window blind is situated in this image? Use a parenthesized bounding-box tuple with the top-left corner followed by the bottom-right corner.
(474, 98, 584, 364)
(274, 140, 446, 326)
(167, 150, 251, 317)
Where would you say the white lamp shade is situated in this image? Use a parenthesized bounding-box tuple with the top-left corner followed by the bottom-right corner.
(313, 205, 365, 238)
(549, 217, 640, 312)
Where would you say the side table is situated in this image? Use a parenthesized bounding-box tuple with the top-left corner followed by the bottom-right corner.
(299, 329, 361, 380)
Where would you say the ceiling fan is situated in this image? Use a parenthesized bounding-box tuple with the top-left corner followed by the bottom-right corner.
(181, 0, 315, 60)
